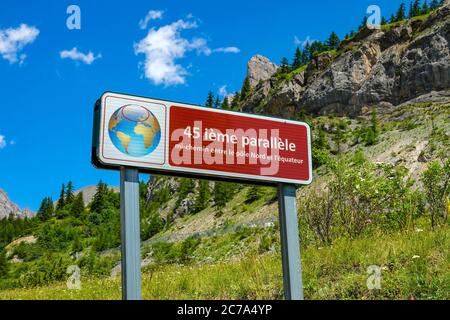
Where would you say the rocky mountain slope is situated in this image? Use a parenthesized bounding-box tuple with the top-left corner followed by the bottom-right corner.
(240, 2, 450, 118)
(0, 189, 33, 219)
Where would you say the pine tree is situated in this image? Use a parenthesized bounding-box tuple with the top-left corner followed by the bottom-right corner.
(204, 91, 215, 107)
(193, 180, 210, 213)
(214, 96, 221, 108)
(70, 192, 85, 217)
(359, 16, 368, 31)
(326, 32, 340, 50)
(280, 57, 290, 73)
(56, 184, 65, 210)
(395, 2, 407, 21)
(37, 197, 54, 221)
(388, 14, 394, 23)
(381, 16, 388, 25)
(422, 0, 430, 14)
(90, 181, 109, 214)
(230, 92, 241, 111)
(213, 182, 237, 208)
(221, 97, 230, 110)
(301, 43, 310, 64)
(65, 181, 75, 205)
(430, 0, 440, 10)
(240, 77, 251, 101)
(411, 0, 421, 16)
(292, 46, 302, 70)
(409, 1, 414, 18)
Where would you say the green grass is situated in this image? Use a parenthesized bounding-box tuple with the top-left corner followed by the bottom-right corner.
(1, 226, 448, 300)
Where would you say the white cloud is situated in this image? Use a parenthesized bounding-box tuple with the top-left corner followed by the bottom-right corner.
(0, 24, 39, 64)
(135, 17, 240, 86)
(213, 47, 240, 54)
(134, 19, 206, 86)
(60, 47, 102, 65)
(139, 10, 164, 29)
(294, 35, 316, 48)
(218, 85, 228, 97)
(0, 135, 6, 149)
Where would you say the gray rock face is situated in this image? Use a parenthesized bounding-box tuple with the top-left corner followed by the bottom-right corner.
(243, 4, 450, 117)
(0, 189, 33, 219)
(247, 55, 278, 87)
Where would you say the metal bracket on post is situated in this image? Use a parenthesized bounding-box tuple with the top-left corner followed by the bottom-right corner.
(278, 183, 304, 300)
(120, 167, 142, 300)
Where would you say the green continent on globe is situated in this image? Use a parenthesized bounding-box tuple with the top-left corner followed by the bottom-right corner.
(116, 131, 131, 153)
(134, 124, 157, 149)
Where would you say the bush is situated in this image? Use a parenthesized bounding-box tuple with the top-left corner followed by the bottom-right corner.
(421, 159, 450, 229)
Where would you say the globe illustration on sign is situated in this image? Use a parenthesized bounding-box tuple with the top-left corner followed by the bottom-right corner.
(108, 105, 161, 157)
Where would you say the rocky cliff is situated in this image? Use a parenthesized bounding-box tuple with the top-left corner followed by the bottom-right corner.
(242, 3, 450, 118)
(0, 189, 33, 219)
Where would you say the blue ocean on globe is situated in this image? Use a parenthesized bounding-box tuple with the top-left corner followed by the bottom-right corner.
(108, 105, 161, 157)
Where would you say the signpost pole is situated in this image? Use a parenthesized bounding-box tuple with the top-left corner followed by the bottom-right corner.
(120, 167, 142, 300)
(278, 183, 304, 300)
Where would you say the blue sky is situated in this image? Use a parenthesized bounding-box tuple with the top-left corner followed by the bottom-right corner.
(0, 0, 405, 210)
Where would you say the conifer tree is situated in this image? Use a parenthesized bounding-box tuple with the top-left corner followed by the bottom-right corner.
(230, 92, 241, 111)
(193, 180, 210, 213)
(412, 0, 421, 16)
(395, 2, 407, 21)
(240, 77, 251, 101)
(292, 46, 302, 70)
(359, 16, 368, 31)
(389, 14, 395, 23)
(326, 32, 340, 50)
(90, 181, 109, 214)
(301, 43, 310, 64)
(65, 181, 75, 205)
(409, 1, 414, 18)
(56, 184, 65, 210)
(214, 96, 221, 108)
(422, 0, 430, 14)
(280, 57, 290, 73)
(221, 96, 230, 110)
(213, 182, 237, 208)
(37, 197, 54, 221)
(71, 192, 85, 217)
(381, 16, 388, 25)
(204, 91, 215, 107)
(430, 0, 440, 9)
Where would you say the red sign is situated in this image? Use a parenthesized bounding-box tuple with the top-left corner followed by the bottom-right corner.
(168, 106, 311, 184)
(94, 92, 312, 185)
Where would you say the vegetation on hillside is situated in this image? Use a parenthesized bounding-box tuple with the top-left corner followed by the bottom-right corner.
(0, 102, 448, 299)
(0, 1, 448, 299)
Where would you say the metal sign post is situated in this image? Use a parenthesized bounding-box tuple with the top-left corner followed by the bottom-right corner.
(278, 183, 304, 300)
(120, 167, 142, 300)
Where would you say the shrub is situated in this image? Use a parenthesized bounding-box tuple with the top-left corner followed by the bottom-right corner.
(421, 159, 450, 229)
